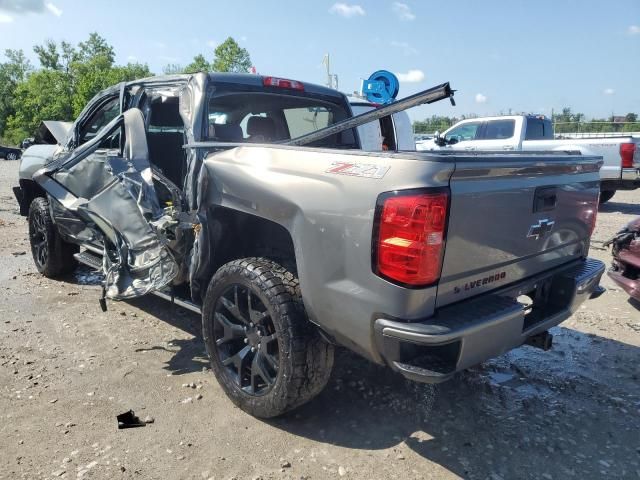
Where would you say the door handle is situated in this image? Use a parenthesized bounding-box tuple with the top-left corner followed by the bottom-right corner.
(533, 186, 557, 212)
(464, 146, 475, 151)
(503, 145, 515, 150)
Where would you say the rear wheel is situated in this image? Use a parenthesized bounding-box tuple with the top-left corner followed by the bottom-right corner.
(28, 197, 79, 277)
(599, 190, 616, 204)
(7, 152, 17, 160)
(202, 258, 334, 418)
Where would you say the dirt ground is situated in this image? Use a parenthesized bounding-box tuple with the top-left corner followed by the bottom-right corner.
(0, 159, 638, 480)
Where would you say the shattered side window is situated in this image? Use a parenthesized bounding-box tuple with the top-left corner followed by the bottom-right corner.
(78, 97, 120, 145)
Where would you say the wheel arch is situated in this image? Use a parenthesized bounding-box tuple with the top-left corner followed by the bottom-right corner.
(17, 179, 47, 216)
(192, 206, 298, 303)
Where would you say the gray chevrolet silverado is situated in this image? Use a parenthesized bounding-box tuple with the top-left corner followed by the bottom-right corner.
(13, 73, 606, 418)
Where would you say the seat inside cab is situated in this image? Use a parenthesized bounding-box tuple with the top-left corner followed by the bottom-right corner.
(145, 97, 186, 188)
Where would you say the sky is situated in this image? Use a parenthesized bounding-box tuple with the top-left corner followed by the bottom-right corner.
(0, 0, 639, 121)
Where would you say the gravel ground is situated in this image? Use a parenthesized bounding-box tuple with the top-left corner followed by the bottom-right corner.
(0, 159, 638, 480)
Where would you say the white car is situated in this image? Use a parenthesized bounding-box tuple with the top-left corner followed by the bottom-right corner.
(424, 115, 640, 203)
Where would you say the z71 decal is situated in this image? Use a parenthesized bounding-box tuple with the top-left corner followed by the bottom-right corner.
(325, 162, 390, 179)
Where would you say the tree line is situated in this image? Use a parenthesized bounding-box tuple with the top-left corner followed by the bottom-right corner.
(0, 34, 251, 145)
(412, 109, 640, 135)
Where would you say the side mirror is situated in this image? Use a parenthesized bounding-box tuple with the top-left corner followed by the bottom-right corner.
(433, 131, 447, 147)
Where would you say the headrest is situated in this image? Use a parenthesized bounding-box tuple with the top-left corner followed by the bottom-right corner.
(246, 116, 276, 138)
(150, 101, 183, 127)
(211, 123, 243, 142)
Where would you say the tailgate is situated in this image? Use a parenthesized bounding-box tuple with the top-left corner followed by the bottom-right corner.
(436, 152, 602, 308)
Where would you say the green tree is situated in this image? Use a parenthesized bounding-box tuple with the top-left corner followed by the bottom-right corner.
(34, 40, 62, 70)
(4, 33, 154, 141)
(76, 33, 115, 64)
(4, 69, 71, 144)
(0, 49, 32, 141)
(184, 54, 210, 74)
(211, 37, 252, 73)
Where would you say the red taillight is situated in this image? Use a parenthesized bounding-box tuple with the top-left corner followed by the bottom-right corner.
(374, 190, 449, 286)
(262, 76, 304, 91)
(620, 143, 636, 168)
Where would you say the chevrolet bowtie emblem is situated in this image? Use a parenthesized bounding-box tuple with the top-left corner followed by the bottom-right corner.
(527, 219, 555, 240)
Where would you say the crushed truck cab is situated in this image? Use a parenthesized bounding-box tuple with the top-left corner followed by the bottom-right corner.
(14, 72, 605, 417)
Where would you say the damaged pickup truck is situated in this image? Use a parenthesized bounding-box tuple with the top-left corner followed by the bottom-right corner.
(14, 73, 607, 418)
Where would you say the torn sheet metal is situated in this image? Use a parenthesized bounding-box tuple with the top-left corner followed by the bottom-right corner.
(90, 109, 178, 299)
(37, 108, 179, 300)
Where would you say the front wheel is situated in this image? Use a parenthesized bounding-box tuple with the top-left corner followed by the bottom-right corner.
(202, 258, 334, 418)
(28, 197, 79, 277)
(6, 152, 18, 160)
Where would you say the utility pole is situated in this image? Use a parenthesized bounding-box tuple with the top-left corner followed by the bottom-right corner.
(322, 54, 338, 90)
(322, 54, 331, 89)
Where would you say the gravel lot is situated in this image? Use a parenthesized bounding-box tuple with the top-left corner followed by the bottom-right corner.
(0, 159, 638, 480)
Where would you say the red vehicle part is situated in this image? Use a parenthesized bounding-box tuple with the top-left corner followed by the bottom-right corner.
(607, 217, 640, 301)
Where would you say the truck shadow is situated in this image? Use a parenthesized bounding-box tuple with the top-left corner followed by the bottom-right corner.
(128, 295, 209, 375)
(268, 327, 639, 479)
(598, 200, 640, 215)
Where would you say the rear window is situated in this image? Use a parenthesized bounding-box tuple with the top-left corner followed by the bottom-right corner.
(205, 91, 357, 148)
(483, 120, 515, 140)
(525, 118, 553, 140)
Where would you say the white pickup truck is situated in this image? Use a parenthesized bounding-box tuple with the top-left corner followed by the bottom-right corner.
(420, 115, 640, 203)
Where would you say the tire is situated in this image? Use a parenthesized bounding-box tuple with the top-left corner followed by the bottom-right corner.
(28, 197, 79, 278)
(599, 190, 616, 204)
(202, 257, 334, 418)
(7, 152, 17, 160)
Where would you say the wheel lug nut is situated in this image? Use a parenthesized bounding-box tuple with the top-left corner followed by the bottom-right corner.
(251, 347, 256, 352)
(250, 322, 254, 327)
(244, 338, 248, 344)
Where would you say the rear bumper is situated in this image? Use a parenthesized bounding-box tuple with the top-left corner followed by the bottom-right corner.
(374, 258, 605, 383)
(621, 167, 640, 182)
(602, 168, 640, 191)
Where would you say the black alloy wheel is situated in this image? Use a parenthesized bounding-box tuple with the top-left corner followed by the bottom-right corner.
(213, 283, 279, 395)
(29, 203, 50, 270)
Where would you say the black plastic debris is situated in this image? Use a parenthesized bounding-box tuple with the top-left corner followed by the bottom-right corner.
(116, 410, 146, 429)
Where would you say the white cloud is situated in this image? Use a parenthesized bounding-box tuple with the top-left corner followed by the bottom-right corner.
(329, 3, 365, 18)
(603, 88, 615, 95)
(475, 93, 488, 103)
(45, 2, 61, 16)
(126, 55, 138, 62)
(390, 40, 418, 56)
(0, 12, 13, 22)
(240, 36, 248, 42)
(206, 40, 218, 49)
(397, 69, 424, 83)
(392, 2, 415, 21)
(628, 25, 640, 35)
(0, 0, 45, 14)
